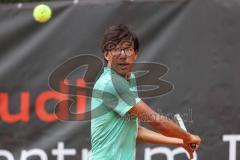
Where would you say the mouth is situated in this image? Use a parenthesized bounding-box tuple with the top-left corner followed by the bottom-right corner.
(117, 63, 130, 70)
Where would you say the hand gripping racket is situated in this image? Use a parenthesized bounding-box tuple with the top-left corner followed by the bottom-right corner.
(174, 114, 196, 149)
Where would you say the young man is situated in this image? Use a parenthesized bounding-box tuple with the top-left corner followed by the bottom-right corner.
(90, 25, 201, 160)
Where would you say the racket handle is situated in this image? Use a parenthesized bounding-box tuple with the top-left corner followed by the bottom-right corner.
(190, 143, 196, 149)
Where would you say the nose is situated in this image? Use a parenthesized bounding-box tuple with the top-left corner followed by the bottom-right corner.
(118, 49, 127, 59)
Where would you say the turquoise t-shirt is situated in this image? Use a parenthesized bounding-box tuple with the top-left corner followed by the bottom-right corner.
(90, 67, 141, 160)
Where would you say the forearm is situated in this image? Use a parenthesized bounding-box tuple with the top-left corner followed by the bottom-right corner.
(129, 101, 191, 140)
(148, 113, 191, 140)
(137, 126, 183, 146)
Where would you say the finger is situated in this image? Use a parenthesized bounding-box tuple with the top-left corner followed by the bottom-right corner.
(194, 144, 200, 150)
(196, 144, 199, 150)
(186, 144, 195, 152)
(184, 144, 194, 153)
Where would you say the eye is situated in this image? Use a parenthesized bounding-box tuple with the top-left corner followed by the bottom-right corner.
(124, 48, 134, 53)
(128, 48, 134, 51)
(112, 48, 121, 52)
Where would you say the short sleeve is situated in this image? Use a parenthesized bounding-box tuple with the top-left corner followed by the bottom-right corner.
(102, 75, 141, 117)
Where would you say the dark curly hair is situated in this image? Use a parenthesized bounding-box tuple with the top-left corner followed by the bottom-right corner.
(101, 24, 139, 54)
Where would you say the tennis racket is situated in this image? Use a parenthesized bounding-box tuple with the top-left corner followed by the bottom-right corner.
(174, 114, 196, 149)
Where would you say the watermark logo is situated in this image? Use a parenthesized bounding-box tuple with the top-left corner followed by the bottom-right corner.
(48, 54, 174, 121)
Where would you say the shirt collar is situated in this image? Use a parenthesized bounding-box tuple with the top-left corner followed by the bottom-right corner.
(104, 66, 134, 81)
(104, 66, 117, 74)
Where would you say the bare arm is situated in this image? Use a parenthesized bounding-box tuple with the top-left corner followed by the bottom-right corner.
(129, 100, 200, 145)
(137, 125, 183, 146)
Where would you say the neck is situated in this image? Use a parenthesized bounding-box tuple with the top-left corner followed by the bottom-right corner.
(107, 64, 130, 80)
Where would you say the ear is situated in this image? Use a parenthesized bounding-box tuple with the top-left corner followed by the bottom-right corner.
(104, 52, 110, 61)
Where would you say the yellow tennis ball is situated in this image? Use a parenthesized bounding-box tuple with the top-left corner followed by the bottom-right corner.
(33, 4, 52, 23)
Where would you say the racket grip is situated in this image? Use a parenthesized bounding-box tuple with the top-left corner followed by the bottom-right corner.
(190, 143, 196, 149)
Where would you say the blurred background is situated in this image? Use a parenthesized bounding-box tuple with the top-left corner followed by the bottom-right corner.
(0, 0, 240, 160)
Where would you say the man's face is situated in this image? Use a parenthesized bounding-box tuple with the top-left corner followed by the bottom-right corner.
(104, 40, 137, 78)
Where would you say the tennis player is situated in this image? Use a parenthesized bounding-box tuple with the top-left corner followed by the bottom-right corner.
(90, 24, 201, 160)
